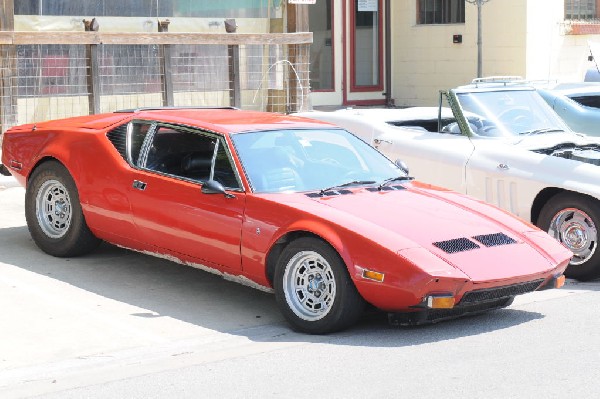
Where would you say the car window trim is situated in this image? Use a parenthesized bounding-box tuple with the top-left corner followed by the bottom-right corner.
(128, 120, 245, 192)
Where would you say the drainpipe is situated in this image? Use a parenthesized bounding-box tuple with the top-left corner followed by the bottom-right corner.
(384, 0, 394, 107)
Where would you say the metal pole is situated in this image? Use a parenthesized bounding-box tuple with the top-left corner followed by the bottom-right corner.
(477, 0, 482, 78)
(384, 0, 393, 107)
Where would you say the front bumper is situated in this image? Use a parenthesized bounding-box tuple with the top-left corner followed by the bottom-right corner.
(388, 275, 563, 326)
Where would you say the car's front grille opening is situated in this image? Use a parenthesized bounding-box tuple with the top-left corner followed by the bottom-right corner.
(433, 237, 480, 254)
(460, 279, 545, 304)
(473, 232, 517, 247)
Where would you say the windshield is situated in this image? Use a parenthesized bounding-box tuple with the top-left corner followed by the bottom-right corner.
(232, 129, 404, 193)
(455, 89, 571, 137)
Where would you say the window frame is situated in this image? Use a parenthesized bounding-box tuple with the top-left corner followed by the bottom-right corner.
(349, 0, 384, 93)
(126, 120, 244, 191)
(309, 0, 336, 93)
(416, 0, 465, 25)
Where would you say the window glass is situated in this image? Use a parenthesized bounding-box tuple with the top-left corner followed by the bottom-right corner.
(565, 0, 597, 20)
(353, 0, 380, 87)
(213, 143, 241, 189)
(309, 0, 334, 91)
(417, 0, 465, 25)
(15, 0, 269, 18)
(129, 123, 152, 166)
(232, 129, 402, 193)
(143, 125, 240, 189)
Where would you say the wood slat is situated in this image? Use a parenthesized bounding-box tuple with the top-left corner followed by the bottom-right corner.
(0, 31, 312, 45)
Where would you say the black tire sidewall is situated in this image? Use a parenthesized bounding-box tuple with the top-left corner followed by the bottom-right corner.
(274, 237, 365, 334)
(25, 160, 99, 257)
(538, 192, 600, 281)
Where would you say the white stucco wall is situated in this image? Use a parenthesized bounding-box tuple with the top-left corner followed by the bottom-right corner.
(391, 0, 528, 106)
(525, 0, 600, 82)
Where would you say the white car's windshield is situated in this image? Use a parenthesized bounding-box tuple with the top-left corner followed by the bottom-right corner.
(455, 89, 571, 137)
(232, 129, 405, 193)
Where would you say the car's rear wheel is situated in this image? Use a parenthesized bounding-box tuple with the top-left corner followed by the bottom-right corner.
(274, 237, 365, 334)
(538, 192, 600, 281)
(25, 160, 101, 257)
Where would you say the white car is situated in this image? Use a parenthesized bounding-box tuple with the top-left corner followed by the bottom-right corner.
(538, 83, 600, 136)
(297, 81, 600, 281)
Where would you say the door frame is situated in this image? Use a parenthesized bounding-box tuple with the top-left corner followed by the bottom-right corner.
(342, 0, 386, 106)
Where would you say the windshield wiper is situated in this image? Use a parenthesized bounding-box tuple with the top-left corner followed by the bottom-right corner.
(378, 175, 414, 190)
(319, 180, 376, 195)
(519, 128, 565, 136)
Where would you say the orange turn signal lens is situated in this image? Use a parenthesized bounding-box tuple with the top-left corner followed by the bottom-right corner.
(555, 275, 566, 289)
(426, 295, 456, 309)
(362, 269, 385, 282)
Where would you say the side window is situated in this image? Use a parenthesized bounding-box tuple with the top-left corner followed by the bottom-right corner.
(213, 141, 241, 189)
(142, 125, 241, 189)
(439, 93, 463, 135)
(129, 122, 152, 166)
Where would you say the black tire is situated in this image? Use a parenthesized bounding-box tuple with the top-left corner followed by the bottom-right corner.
(537, 192, 600, 281)
(25, 160, 101, 257)
(274, 237, 365, 334)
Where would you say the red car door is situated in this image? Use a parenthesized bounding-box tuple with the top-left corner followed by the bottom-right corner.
(127, 123, 246, 271)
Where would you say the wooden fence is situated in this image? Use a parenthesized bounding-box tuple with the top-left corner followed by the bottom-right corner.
(0, 31, 312, 134)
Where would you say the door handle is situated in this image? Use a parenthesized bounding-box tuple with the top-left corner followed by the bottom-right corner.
(133, 180, 147, 190)
(374, 138, 392, 145)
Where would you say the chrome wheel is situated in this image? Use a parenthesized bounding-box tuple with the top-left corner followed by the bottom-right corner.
(35, 179, 72, 239)
(548, 208, 597, 266)
(282, 250, 337, 321)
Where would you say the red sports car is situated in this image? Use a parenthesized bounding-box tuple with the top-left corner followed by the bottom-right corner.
(1, 107, 571, 333)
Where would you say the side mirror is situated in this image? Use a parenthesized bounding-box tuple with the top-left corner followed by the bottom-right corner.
(395, 159, 409, 175)
(0, 163, 10, 176)
(201, 179, 235, 198)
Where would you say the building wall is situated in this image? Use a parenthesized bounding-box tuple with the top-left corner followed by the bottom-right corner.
(391, 0, 600, 107)
(526, 0, 598, 82)
(390, 0, 527, 107)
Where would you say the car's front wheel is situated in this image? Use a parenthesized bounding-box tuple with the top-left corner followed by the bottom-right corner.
(274, 237, 365, 334)
(538, 192, 600, 281)
(25, 160, 101, 257)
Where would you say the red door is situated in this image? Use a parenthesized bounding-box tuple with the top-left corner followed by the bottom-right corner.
(128, 171, 245, 271)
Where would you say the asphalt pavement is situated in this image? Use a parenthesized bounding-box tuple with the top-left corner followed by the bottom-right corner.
(1, 174, 600, 399)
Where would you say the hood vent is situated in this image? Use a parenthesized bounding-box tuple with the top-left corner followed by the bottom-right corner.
(433, 237, 480, 254)
(366, 185, 406, 192)
(305, 189, 353, 198)
(306, 185, 406, 198)
(434, 233, 517, 254)
(472, 232, 516, 247)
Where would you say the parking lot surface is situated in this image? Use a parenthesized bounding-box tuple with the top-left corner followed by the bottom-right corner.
(1, 175, 600, 398)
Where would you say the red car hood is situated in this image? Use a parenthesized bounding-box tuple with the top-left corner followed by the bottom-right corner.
(282, 184, 559, 282)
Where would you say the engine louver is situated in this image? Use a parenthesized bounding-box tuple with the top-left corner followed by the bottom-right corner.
(433, 237, 480, 254)
(472, 232, 517, 247)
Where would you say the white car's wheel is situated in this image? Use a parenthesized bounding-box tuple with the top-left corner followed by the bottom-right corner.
(274, 237, 365, 334)
(538, 192, 600, 281)
(25, 160, 101, 257)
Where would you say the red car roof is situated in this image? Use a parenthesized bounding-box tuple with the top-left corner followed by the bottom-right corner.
(130, 109, 334, 133)
(12, 108, 335, 134)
